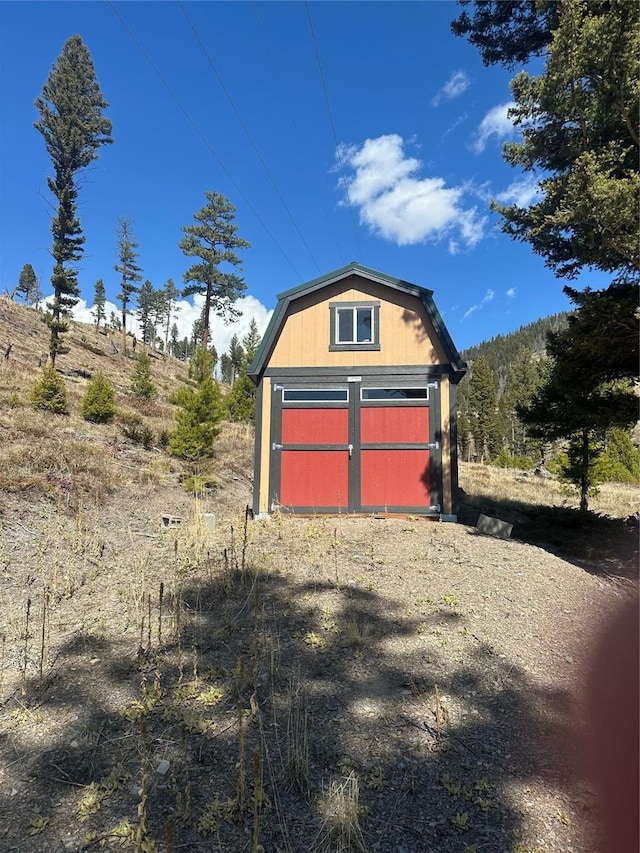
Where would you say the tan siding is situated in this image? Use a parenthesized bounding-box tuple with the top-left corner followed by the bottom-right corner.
(268, 276, 448, 369)
(258, 377, 271, 514)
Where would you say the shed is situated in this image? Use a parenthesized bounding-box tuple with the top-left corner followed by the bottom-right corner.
(248, 263, 467, 520)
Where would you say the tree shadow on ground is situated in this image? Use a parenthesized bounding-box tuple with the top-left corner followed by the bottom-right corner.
(458, 486, 639, 580)
(0, 515, 598, 853)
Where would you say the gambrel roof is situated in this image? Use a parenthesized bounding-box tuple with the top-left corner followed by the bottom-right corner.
(248, 262, 466, 382)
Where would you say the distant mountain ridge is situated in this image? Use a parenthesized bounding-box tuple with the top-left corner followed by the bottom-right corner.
(461, 311, 570, 387)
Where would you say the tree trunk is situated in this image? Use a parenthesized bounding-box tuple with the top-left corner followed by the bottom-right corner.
(202, 284, 212, 351)
(580, 427, 589, 512)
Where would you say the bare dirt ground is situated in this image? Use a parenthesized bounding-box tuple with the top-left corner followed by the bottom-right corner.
(0, 441, 637, 853)
(0, 299, 638, 852)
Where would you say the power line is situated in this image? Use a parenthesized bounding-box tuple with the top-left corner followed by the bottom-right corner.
(251, 0, 345, 267)
(179, 1, 322, 275)
(107, 0, 304, 281)
(305, 1, 362, 264)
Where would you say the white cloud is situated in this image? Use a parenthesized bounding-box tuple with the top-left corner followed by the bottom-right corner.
(48, 293, 273, 360)
(432, 70, 470, 106)
(337, 134, 486, 251)
(506, 287, 516, 298)
(495, 174, 541, 207)
(471, 102, 516, 153)
(462, 288, 495, 322)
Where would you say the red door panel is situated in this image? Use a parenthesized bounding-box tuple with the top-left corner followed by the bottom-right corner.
(361, 407, 429, 443)
(280, 450, 348, 508)
(282, 408, 349, 444)
(360, 449, 431, 507)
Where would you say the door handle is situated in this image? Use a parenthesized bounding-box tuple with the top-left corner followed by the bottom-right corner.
(348, 444, 353, 459)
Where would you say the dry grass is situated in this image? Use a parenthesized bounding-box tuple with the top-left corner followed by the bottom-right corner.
(0, 297, 637, 853)
(460, 461, 639, 519)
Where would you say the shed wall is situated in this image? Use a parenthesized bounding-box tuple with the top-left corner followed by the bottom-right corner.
(266, 277, 447, 369)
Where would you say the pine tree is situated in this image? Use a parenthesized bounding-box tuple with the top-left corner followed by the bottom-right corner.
(451, 1, 557, 68)
(219, 353, 233, 386)
(115, 217, 142, 354)
(170, 347, 222, 461)
(16, 264, 42, 306)
(30, 366, 68, 414)
(160, 278, 181, 356)
(34, 35, 112, 365)
(491, 1, 639, 286)
(180, 191, 250, 349)
(91, 279, 107, 328)
(467, 355, 499, 463)
(169, 323, 180, 357)
(228, 334, 244, 385)
(242, 319, 262, 364)
(137, 280, 155, 347)
(81, 373, 116, 423)
(518, 326, 637, 511)
(225, 369, 256, 423)
(129, 352, 157, 400)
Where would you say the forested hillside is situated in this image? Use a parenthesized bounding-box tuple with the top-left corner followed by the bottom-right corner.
(457, 312, 640, 489)
(460, 312, 569, 392)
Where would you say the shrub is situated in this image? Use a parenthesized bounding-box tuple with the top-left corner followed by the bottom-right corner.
(224, 370, 256, 424)
(129, 352, 157, 400)
(30, 366, 68, 414)
(594, 429, 640, 484)
(80, 373, 116, 423)
(117, 411, 154, 449)
(169, 377, 222, 461)
(491, 448, 535, 470)
(8, 392, 20, 409)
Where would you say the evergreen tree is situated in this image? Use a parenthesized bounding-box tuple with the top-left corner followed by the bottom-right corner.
(137, 280, 155, 347)
(109, 310, 122, 333)
(518, 327, 637, 511)
(30, 366, 68, 414)
(498, 346, 544, 458)
(81, 373, 116, 423)
(148, 288, 165, 350)
(451, 1, 557, 67)
(169, 323, 180, 357)
(160, 278, 181, 356)
(219, 353, 234, 386)
(115, 217, 142, 354)
(595, 429, 640, 485)
(225, 369, 256, 423)
(242, 318, 262, 364)
(467, 355, 499, 463)
(492, 1, 639, 284)
(35, 35, 112, 365)
(180, 191, 250, 349)
(129, 352, 157, 400)
(16, 264, 42, 306)
(455, 0, 639, 450)
(92, 278, 107, 328)
(170, 347, 222, 461)
(228, 334, 244, 384)
(191, 312, 205, 352)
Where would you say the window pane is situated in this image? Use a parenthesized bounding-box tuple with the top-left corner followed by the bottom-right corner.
(337, 309, 354, 343)
(362, 388, 428, 400)
(283, 389, 348, 401)
(356, 308, 373, 343)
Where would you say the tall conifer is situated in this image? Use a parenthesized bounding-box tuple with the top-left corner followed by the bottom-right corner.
(35, 35, 112, 364)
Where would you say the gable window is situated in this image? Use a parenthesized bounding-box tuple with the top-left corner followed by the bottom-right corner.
(329, 301, 380, 351)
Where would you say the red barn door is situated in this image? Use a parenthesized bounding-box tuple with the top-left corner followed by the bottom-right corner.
(270, 382, 441, 514)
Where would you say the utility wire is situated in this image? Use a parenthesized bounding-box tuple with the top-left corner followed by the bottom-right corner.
(251, 0, 345, 267)
(305, 1, 362, 263)
(179, 1, 321, 275)
(108, 0, 304, 281)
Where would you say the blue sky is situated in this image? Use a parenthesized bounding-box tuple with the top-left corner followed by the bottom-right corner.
(0, 1, 606, 356)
